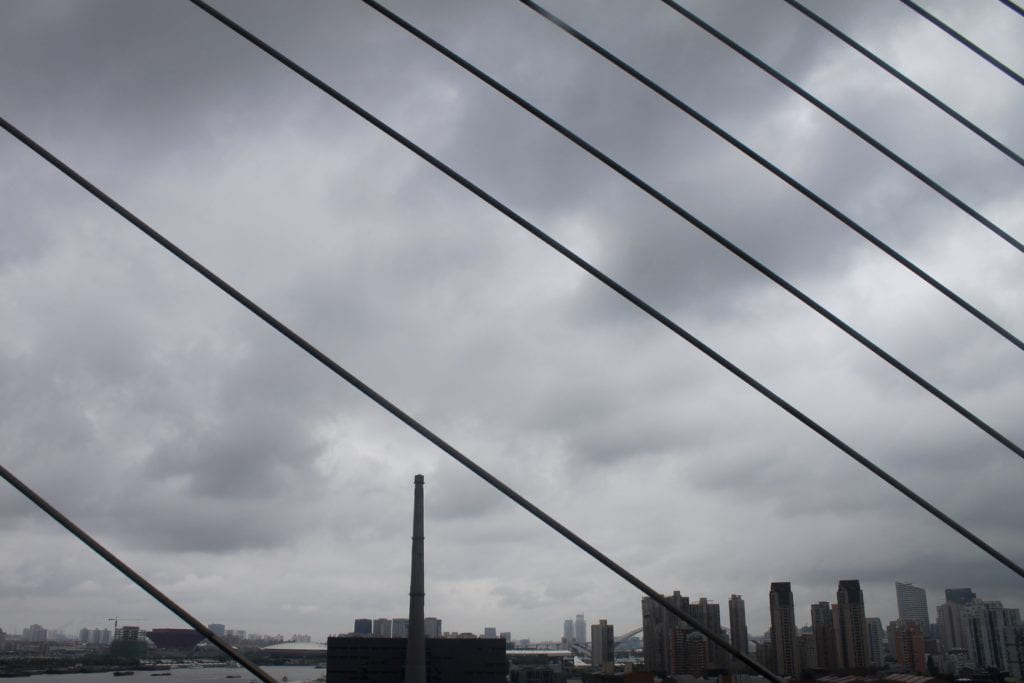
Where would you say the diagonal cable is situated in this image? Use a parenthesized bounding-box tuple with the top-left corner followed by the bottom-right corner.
(461, 0, 1024, 454)
(783, 0, 1023, 168)
(366, 2, 1024, 461)
(1001, 0, 1024, 19)
(180, 1, 1024, 580)
(0, 114, 781, 683)
(379, 0, 1024, 355)
(10, 2, 1024, 586)
(654, 0, 1024, 254)
(0, 464, 276, 683)
(899, 0, 1024, 87)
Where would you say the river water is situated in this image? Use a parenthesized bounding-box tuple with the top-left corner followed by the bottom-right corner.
(1, 666, 322, 683)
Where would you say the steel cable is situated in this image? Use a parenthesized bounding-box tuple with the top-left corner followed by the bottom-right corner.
(654, 0, 1024, 254)
(783, 0, 1023, 168)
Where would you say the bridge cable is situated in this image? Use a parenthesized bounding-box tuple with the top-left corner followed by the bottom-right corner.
(1000, 0, 1024, 19)
(0, 464, 276, 683)
(0, 113, 782, 683)
(653, 0, 1024, 254)
(181, 0, 1024, 582)
(362, 0, 1024, 460)
(783, 0, 1023, 168)
(899, 0, 1024, 87)
(9, 6, 1024, 589)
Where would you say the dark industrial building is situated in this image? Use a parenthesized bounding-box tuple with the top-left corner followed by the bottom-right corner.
(326, 636, 506, 682)
(146, 628, 206, 653)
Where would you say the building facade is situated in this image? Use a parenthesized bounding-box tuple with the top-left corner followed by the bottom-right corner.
(834, 580, 869, 671)
(896, 582, 929, 629)
(769, 582, 798, 676)
(728, 594, 748, 661)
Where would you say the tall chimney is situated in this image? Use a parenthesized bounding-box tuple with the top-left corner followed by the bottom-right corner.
(405, 474, 426, 683)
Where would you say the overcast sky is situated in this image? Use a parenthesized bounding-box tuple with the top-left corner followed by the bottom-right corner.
(1, 0, 1022, 646)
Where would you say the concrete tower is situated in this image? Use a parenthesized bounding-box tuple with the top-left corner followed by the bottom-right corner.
(405, 474, 426, 683)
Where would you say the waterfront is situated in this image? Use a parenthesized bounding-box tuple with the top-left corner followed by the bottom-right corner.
(0, 666, 322, 683)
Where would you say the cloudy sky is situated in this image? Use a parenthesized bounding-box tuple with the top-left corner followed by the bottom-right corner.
(1, 0, 1022, 646)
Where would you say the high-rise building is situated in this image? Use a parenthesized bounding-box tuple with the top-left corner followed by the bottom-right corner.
(424, 618, 442, 639)
(574, 615, 587, 647)
(945, 588, 976, 606)
(641, 591, 690, 676)
(23, 625, 47, 642)
(889, 620, 927, 674)
(353, 619, 372, 636)
(811, 602, 838, 671)
(208, 623, 226, 637)
(834, 580, 869, 671)
(373, 618, 392, 638)
(866, 617, 885, 667)
(728, 594, 749, 661)
(591, 620, 614, 671)
(769, 582, 798, 676)
(563, 619, 574, 646)
(483, 627, 497, 639)
(392, 619, 410, 639)
(896, 582, 929, 629)
(960, 600, 1021, 672)
(499, 632, 511, 644)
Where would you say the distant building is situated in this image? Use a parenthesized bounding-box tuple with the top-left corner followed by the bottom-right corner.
(354, 619, 372, 636)
(147, 628, 205, 653)
(372, 618, 392, 638)
(728, 594, 749, 661)
(866, 617, 884, 667)
(889, 620, 927, 673)
(392, 619, 409, 639)
(945, 588, 976, 606)
(834, 580, 869, 670)
(563, 620, 574, 646)
(500, 632, 512, 644)
(326, 636, 506, 682)
(896, 583, 929, 629)
(424, 618, 442, 639)
(642, 591, 689, 675)
(575, 615, 587, 647)
(208, 623, 226, 637)
(769, 582, 798, 676)
(591, 620, 614, 671)
(483, 627, 497, 639)
(23, 625, 46, 643)
(811, 602, 838, 671)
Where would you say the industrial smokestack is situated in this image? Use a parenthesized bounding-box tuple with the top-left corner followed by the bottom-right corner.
(405, 474, 426, 683)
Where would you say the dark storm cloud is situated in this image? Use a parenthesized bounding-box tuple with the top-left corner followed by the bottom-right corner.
(1, 0, 1021, 642)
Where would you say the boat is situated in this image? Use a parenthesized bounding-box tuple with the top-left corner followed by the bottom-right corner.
(113, 673, 135, 677)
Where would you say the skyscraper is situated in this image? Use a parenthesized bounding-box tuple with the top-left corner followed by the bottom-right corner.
(372, 618, 392, 638)
(563, 619, 574, 646)
(834, 580, 869, 671)
(642, 591, 690, 676)
(866, 617, 884, 667)
(575, 614, 587, 647)
(945, 588, 976, 606)
(769, 582, 798, 676)
(896, 582, 929, 628)
(811, 602, 838, 671)
(591, 620, 614, 671)
(728, 595, 749, 659)
(354, 619, 372, 636)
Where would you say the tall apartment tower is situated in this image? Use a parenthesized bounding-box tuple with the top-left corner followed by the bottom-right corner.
(834, 580, 869, 671)
(575, 614, 587, 647)
(563, 619, 575, 646)
(811, 602, 838, 671)
(895, 582, 929, 628)
(591, 620, 615, 671)
(945, 588, 977, 605)
(769, 582, 798, 676)
(728, 595, 749, 658)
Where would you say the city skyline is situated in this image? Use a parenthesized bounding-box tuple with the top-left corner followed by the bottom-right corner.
(1, 0, 1021, 647)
